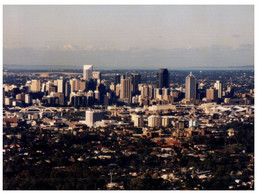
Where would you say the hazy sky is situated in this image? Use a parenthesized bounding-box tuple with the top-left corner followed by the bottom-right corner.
(3, 5, 254, 69)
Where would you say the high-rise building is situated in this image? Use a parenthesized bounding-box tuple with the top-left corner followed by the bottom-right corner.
(79, 80, 86, 91)
(114, 74, 121, 86)
(162, 116, 170, 127)
(31, 80, 41, 92)
(185, 72, 197, 100)
(70, 78, 81, 92)
(206, 88, 218, 102)
(148, 115, 162, 127)
(41, 83, 46, 93)
(148, 85, 154, 99)
(57, 78, 65, 93)
(120, 77, 132, 103)
(131, 73, 141, 95)
(64, 81, 71, 102)
(154, 88, 162, 99)
(214, 80, 222, 98)
(25, 94, 32, 104)
(56, 92, 65, 106)
(140, 85, 149, 98)
(115, 84, 121, 97)
(157, 69, 169, 88)
(85, 110, 103, 127)
(131, 114, 144, 128)
(83, 65, 93, 80)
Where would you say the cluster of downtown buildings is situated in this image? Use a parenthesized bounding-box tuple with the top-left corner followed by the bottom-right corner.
(3, 65, 246, 108)
(3, 65, 254, 190)
(3, 65, 254, 129)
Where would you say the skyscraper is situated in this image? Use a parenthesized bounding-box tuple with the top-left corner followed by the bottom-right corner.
(57, 77, 65, 93)
(83, 65, 93, 80)
(85, 110, 103, 127)
(114, 74, 121, 85)
(206, 88, 218, 102)
(157, 69, 169, 88)
(120, 77, 132, 103)
(214, 80, 222, 98)
(131, 73, 141, 95)
(64, 81, 71, 104)
(70, 78, 79, 92)
(185, 72, 197, 100)
(31, 80, 41, 92)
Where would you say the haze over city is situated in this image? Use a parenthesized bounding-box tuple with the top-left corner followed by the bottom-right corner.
(3, 4, 255, 190)
(3, 5, 254, 69)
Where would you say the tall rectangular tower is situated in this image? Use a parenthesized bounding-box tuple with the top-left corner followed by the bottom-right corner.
(120, 77, 132, 103)
(214, 80, 222, 98)
(57, 77, 65, 93)
(114, 74, 121, 85)
(131, 73, 141, 95)
(31, 80, 41, 92)
(157, 68, 169, 88)
(206, 88, 218, 102)
(83, 65, 93, 80)
(185, 72, 197, 100)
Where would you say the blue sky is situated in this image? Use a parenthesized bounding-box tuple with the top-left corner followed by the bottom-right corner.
(3, 5, 254, 69)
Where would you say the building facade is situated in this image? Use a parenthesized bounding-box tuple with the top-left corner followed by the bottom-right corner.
(185, 72, 197, 100)
(120, 77, 132, 103)
(83, 65, 93, 80)
(214, 80, 222, 98)
(85, 110, 104, 127)
(157, 69, 169, 88)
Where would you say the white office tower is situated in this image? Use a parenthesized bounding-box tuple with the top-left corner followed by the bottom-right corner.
(83, 65, 93, 80)
(120, 77, 132, 103)
(31, 79, 41, 92)
(131, 114, 144, 128)
(25, 94, 32, 104)
(41, 83, 46, 92)
(85, 110, 103, 127)
(214, 80, 222, 98)
(185, 72, 197, 100)
(148, 115, 162, 127)
(57, 78, 64, 93)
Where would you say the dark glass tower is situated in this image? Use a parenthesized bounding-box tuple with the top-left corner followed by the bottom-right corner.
(131, 73, 141, 95)
(114, 74, 121, 85)
(157, 68, 169, 88)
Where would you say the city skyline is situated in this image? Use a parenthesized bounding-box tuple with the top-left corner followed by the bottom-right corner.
(3, 65, 254, 190)
(2, 4, 255, 190)
(3, 5, 254, 69)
